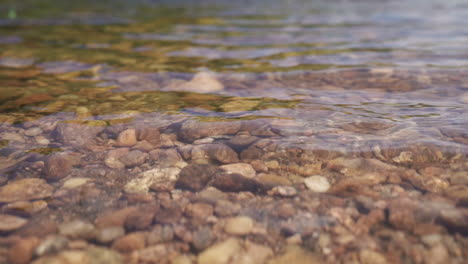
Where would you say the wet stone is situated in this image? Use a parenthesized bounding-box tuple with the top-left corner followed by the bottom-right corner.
(214, 200, 241, 217)
(119, 150, 148, 167)
(147, 225, 174, 245)
(220, 163, 256, 178)
(112, 232, 147, 253)
(124, 205, 157, 230)
(304, 175, 330, 193)
(192, 226, 214, 251)
(203, 143, 239, 164)
(198, 238, 241, 264)
(58, 220, 96, 240)
(104, 148, 129, 169)
(2, 200, 48, 216)
(224, 216, 254, 235)
(24, 127, 42, 137)
(8, 236, 40, 264)
(137, 127, 160, 145)
(256, 173, 292, 190)
(44, 152, 80, 181)
(125, 167, 181, 193)
(211, 172, 261, 193)
(0, 214, 28, 232)
(154, 202, 183, 224)
(35, 235, 69, 256)
(0, 178, 53, 203)
(96, 226, 125, 244)
(117, 128, 137, 147)
(185, 203, 214, 221)
(175, 164, 219, 192)
(55, 122, 104, 147)
(178, 120, 241, 143)
(32, 247, 123, 264)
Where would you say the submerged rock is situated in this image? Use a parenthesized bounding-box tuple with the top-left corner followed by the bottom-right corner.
(175, 164, 219, 192)
(304, 175, 330, 193)
(0, 214, 28, 232)
(198, 238, 241, 264)
(0, 178, 53, 203)
(178, 120, 241, 142)
(124, 167, 181, 193)
(55, 122, 104, 147)
(168, 72, 224, 93)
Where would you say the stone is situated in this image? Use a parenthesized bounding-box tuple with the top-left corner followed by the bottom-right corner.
(268, 186, 297, 197)
(1, 132, 25, 142)
(96, 226, 125, 244)
(55, 122, 104, 147)
(149, 148, 183, 166)
(304, 175, 330, 193)
(227, 135, 258, 150)
(224, 216, 254, 235)
(32, 247, 123, 264)
(235, 241, 273, 264)
(62, 177, 90, 189)
(192, 227, 214, 251)
(2, 200, 48, 216)
(112, 232, 146, 253)
(185, 203, 214, 221)
(0, 178, 53, 203)
(387, 198, 418, 231)
(175, 164, 219, 192)
(117, 128, 137, 147)
(147, 225, 174, 245)
(95, 207, 138, 228)
(0, 214, 28, 232)
(220, 163, 256, 178)
(125, 167, 181, 193)
(154, 202, 183, 224)
(124, 206, 157, 230)
(137, 127, 160, 145)
(203, 144, 239, 164)
(359, 249, 387, 264)
(178, 120, 241, 142)
(256, 173, 291, 190)
(58, 220, 96, 240)
(35, 136, 50, 145)
(198, 238, 241, 264)
(268, 245, 322, 264)
(35, 235, 69, 256)
(44, 153, 80, 181)
(8, 237, 40, 264)
(24, 127, 43, 137)
(172, 72, 224, 93)
(104, 148, 129, 169)
(212, 173, 260, 193)
(119, 150, 148, 167)
(214, 200, 241, 217)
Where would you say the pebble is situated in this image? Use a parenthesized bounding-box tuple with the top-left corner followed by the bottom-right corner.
(256, 173, 292, 190)
(137, 127, 160, 145)
(3, 200, 48, 216)
(117, 128, 137, 147)
(104, 148, 129, 169)
(44, 153, 80, 181)
(269, 245, 323, 264)
(119, 150, 148, 167)
(35, 136, 50, 145)
(220, 163, 256, 178)
(214, 200, 241, 217)
(203, 143, 239, 164)
(172, 72, 224, 93)
(1, 132, 25, 142)
(0, 178, 53, 203)
(178, 120, 241, 142)
(359, 249, 387, 264)
(8, 237, 40, 264)
(224, 216, 254, 235)
(185, 203, 214, 221)
(58, 220, 96, 239)
(95, 207, 138, 228)
(124, 206, 156, 230)
(198, 238, 241, 264)
(125, 167, 181, 193)
(96, 226, 125, 244)
(62, 177, 89, 189)
(0, 214, 28, 232)
(147, 225, 174, 245)
(175, 164, 219, 192)
(55, 122, 104, 147)
(212, 172, 260, 193)
(268, 186, 297, 197)
(35, 235, 69, 256)
(304, 175, 330, 193)
(24, 127, 42, 137)
(192, 227, 214, 251)
(112, 232, 146, 253)
(32, 247, 123, 264)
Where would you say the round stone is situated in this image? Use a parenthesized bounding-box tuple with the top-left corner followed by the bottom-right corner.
(304, 175, 330, 193)
(224, 216, 254, 235)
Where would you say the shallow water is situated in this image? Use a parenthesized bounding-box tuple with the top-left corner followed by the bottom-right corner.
(0, 0, 467, 263)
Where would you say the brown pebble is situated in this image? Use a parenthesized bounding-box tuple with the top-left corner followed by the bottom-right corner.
(175, 164, 219, 192)
(112, 232, 146, 253)
(117, 128, 137, 147)
(8, 237, 39, 264)
(211, 172, 261, 193)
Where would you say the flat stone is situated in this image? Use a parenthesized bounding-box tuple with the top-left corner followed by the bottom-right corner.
(360, 249, 387, 264)
(214, 200, 241, 217)
(147, 225, 174, 245)
(44, 153, 80, 181)
(58, 220, 96, 239)
(1, 132, 25, 143)
(198, 238, 242, 264)
(0, 214, 28, 232)
(124, 205, 157, 230)
(0, 178, 54, 203)
(32, 247, 123, 264)
(154, 202, 183, 224)
(112, 232, 146, 253)
(220, 163, 256, 178)
(125, 167, 181, 193)
(55, 122, 104, 147)
(170, 72, 224, 93)
(35, 235, 69, 256)
(2, 200, 48, 216)
(62, 177, 90, 189)
(256, 173, 291, 190)
(175, 164, 219, 192)
(117, 129, 137, 147)
(224, 216, 254, 235)
(178, 120, 241, 143)
(268, 245, 323, 264)
(203, 144, 239, 164)
(104, 148, 129, 169)
(185, 203, 213, 220)
(95, 207, 138, 228)
(119, 150, 148, 167)
(304, 175, 330, 193)
(192, 227, 214, 251)
(212, 172, 260, 193)
(24, 127, 43, 137)
(8, 236, 40, 264)
(96, 226, 125, 244)
(137, 127, 160, 145)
